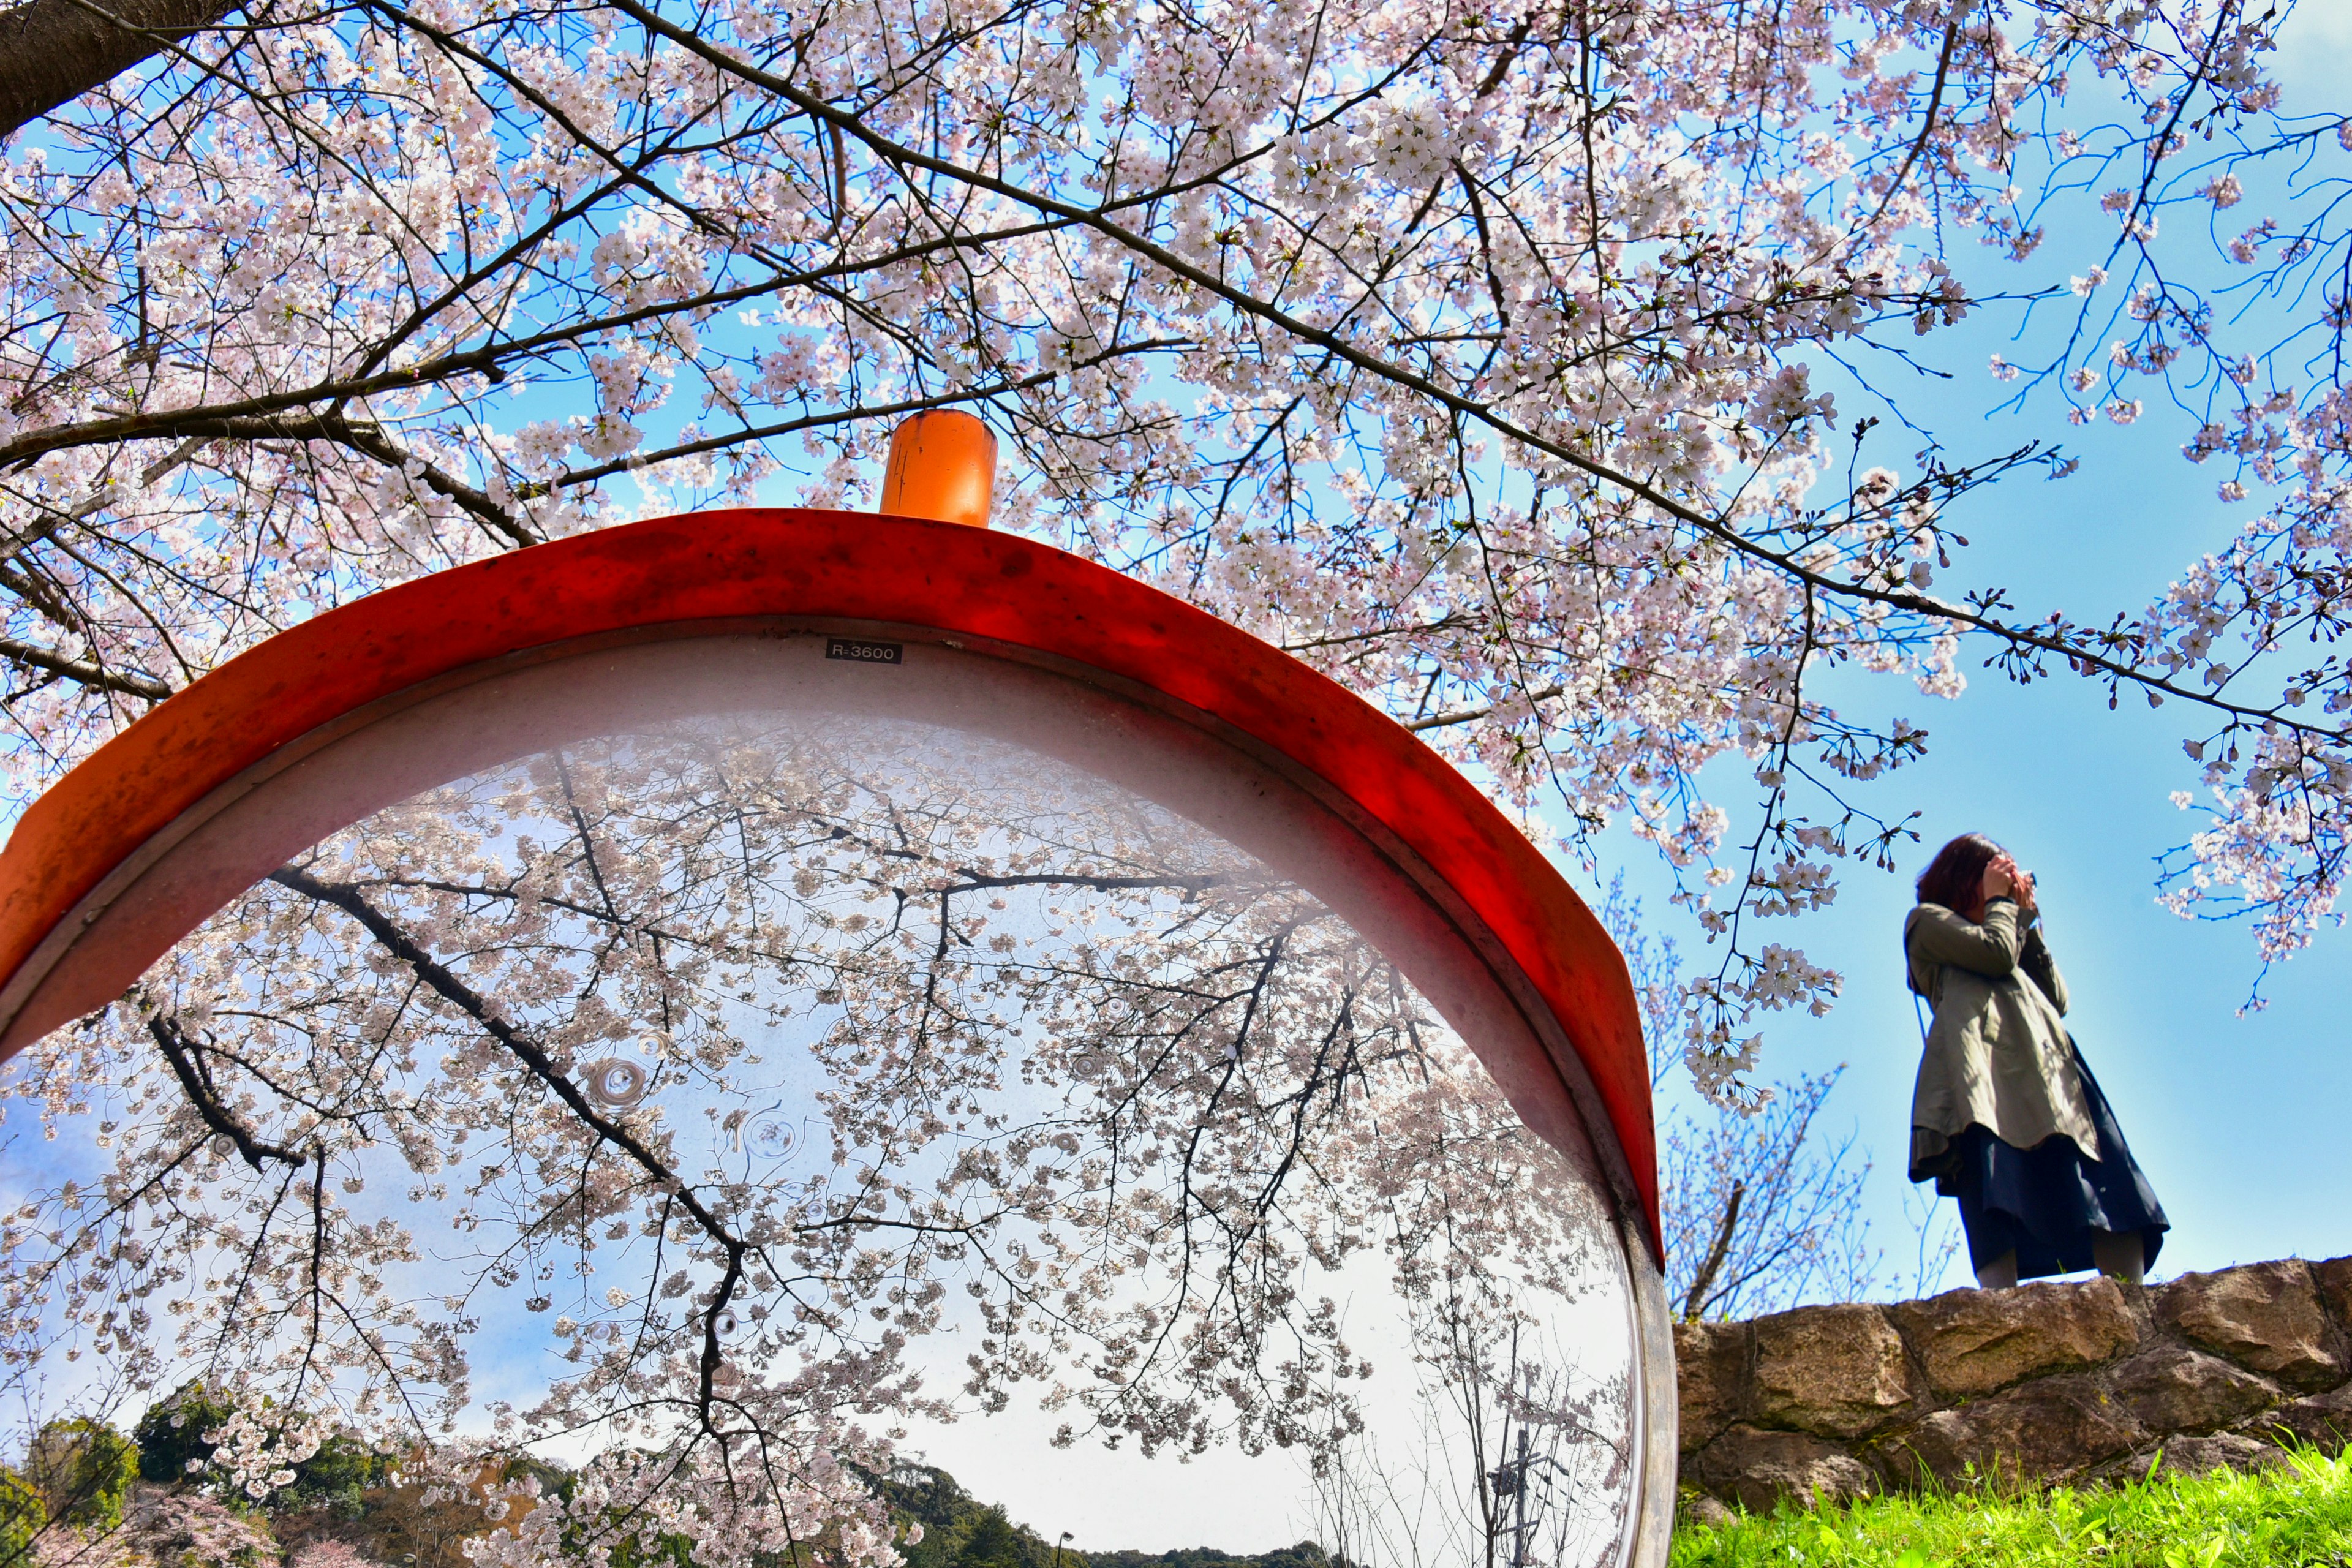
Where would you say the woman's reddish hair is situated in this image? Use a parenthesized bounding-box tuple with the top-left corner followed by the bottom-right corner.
(1916, 832, 2002, 915)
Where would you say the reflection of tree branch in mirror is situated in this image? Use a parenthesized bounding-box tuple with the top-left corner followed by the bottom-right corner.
(1, 718, 1634, 1568)
(142, 1008, 311, 1172)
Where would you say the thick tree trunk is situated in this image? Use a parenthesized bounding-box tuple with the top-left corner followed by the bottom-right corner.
(0, 0, 235, 139)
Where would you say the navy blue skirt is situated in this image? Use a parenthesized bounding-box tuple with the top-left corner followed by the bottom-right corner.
(1938, 1040, 2169, 1279)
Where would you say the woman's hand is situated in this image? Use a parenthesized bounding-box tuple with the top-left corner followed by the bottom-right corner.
(1979, 858, 2016, 911)
(2012, 866, 2039, 920)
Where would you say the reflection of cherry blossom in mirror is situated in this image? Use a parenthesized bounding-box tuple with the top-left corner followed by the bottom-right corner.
(1, 707, 1640, 1568)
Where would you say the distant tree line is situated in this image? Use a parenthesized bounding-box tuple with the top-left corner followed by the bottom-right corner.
(4, 1394, 1335, 1568)
(867, 1463, 1338, 1568)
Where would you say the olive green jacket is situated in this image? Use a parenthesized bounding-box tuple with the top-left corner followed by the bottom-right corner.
(1905, 897, 2098, 1184)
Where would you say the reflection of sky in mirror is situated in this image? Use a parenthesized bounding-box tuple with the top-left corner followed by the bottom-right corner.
(1, 707, 1634, 1566)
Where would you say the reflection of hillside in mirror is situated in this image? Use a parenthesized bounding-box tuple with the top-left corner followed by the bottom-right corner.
(2, 714, 1632, 1568)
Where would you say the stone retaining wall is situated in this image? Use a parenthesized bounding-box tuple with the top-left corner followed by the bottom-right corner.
(1676, 1256, 2352, 1512)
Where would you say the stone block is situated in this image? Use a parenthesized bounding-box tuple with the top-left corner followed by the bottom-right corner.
(2109, 1343, 2278, 1434)
(2156, 1259, 2346, 1391)
(1688, 1425, 1875, 1512)
(1749, 1303, 1915, 1438)
(1890, 1277, 2138, 1398)
(2114, 1432, 2290, 1482)
(2313, 1255, 2352, 1332)
(1672, 1319, 1749, 1455)
(1870, 1376, 2138, 1489)
(2268, 1385, 2352, 1454)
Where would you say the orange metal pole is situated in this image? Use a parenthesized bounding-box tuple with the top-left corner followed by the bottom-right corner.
(880, 410, 997, 528)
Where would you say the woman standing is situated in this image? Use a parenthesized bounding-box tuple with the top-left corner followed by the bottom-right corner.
(1907, 833, 2169, 1289)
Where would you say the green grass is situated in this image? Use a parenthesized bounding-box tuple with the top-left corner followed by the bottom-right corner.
(1671, 1445, 2352, 1567)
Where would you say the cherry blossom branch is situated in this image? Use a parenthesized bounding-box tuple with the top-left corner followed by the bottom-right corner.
(265, 865, 755, 1431)
(0, 0, 237, 138)
(1854, 23, 1964, 239)
(144, 1009, 312, 1169)
(600, 1, 2335, 750)
(0, 632, 172, 698)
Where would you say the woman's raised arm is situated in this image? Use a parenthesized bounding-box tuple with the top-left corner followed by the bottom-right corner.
(1909, 898, 2027, 977)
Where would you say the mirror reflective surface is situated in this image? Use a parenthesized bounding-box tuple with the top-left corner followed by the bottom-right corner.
(1, 639, 1645, 1568)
